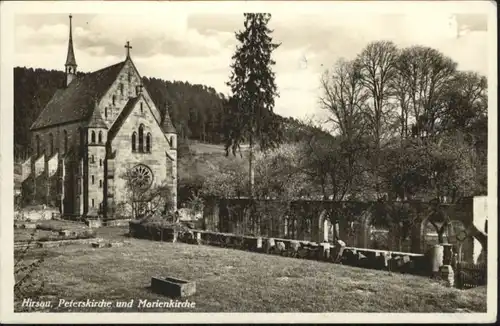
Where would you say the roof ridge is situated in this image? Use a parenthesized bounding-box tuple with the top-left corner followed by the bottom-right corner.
(81, 61, 126, 79)
(31, 60, 127, 131)
(161, 104, 176, 134)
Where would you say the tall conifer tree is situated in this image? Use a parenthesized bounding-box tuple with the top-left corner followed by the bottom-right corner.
(225, 13, 283, 197)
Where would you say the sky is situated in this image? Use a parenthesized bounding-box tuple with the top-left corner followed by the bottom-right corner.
(12, 5, 491, 121)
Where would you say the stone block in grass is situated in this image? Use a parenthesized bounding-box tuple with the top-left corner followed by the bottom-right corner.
(91, 241, 105, 248)
(151, 276, 196, 298)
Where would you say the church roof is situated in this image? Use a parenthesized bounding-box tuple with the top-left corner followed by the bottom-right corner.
(30, 61, 126, 130)
(108, 96, 140, 140)
(87, 100, 108, 129)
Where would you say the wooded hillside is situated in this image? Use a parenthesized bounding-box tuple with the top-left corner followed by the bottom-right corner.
(14, 67, 322, 158)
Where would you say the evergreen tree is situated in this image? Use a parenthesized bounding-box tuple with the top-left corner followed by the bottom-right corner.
(225, 13, 283, 197)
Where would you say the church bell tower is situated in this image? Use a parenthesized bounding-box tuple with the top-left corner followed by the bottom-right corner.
(65, 14, 77, 87)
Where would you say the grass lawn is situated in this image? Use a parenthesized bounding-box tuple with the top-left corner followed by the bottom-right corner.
(14, 227, 487, 313)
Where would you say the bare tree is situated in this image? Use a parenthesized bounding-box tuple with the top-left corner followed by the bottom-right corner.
(391, 52, 413, 141)
(355, 41, 399, 146)
(351, 41, 400, 200)
(319, 58, 368, 141)
(397, 46, 457, 138)
(117, 170, 175, 219)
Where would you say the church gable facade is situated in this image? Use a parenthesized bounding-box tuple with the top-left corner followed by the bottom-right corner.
(108, 92, 177, 215)
(98, 53, 162, 128)
(25, 15, 177, 219)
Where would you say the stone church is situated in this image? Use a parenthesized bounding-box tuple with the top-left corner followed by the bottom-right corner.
(26, 15, 177, 218)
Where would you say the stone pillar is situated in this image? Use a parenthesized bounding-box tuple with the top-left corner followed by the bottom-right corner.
(333, 221, 340, 242)
(429, 244, 444, 277)
(320, 243, 331, 260)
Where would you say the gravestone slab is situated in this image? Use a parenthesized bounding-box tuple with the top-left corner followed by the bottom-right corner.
(151, 277, 196, 298)
(87, 219, 102, 228)
(439, 265, 454, 287)
(290, 241, 300, 252)
(194, 232, 202, 245)
(264, 238, 275, 253)
(276, 241, 286, 253)
(91, 241, 105, 248)
(106, 242, 124, 248)
(255, 237, 263, 250)
(376, 252, 390, 269)
(59, 230, 71, 237)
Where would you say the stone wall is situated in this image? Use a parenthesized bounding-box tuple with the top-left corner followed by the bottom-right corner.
(129, 221, 429, 276)
(31, 121, 83, 158)
(202, 197, 479, 262)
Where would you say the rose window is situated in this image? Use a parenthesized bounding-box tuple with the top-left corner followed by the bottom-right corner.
(130, 164, 153, 191)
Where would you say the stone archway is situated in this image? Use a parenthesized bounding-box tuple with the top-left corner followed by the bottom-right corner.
(315, 209, 334, 243)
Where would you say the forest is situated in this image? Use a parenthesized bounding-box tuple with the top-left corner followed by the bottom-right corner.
(13, 67, 322, 159)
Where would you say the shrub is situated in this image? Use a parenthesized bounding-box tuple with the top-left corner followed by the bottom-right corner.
(129, 218, 194, 241)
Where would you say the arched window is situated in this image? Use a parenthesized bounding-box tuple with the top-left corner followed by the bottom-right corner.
(49, 133, 54, 156)
(112, 95, 116, 105)
(131, 132, 137, 151)
(36, 135, 41, 157)
(119, 83, 124, 96)
(104, 107, 108, 118)
(98, 131, 103, 143)
(99, 159, 103, 167)
(91, 131, 96, 143)
(63, 130, 68, 153)
(138, 124, 144, 152)
(92, 199, 95, 207)
(91, 175, 95, 184)
(91, 155, 95, 164)
(140, 102, 143, 113)
(146, 133, 151, 152)
(99, 180, 103, 188)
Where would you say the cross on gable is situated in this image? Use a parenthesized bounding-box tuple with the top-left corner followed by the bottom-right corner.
(125, 41, 132, 57)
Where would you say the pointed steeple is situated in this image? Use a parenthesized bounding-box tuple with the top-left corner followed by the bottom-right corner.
(65, 14, 77, 86)
(65, 14, 77, 66)
(161, 103, 176, 134)
(87, 98, 108, 129)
